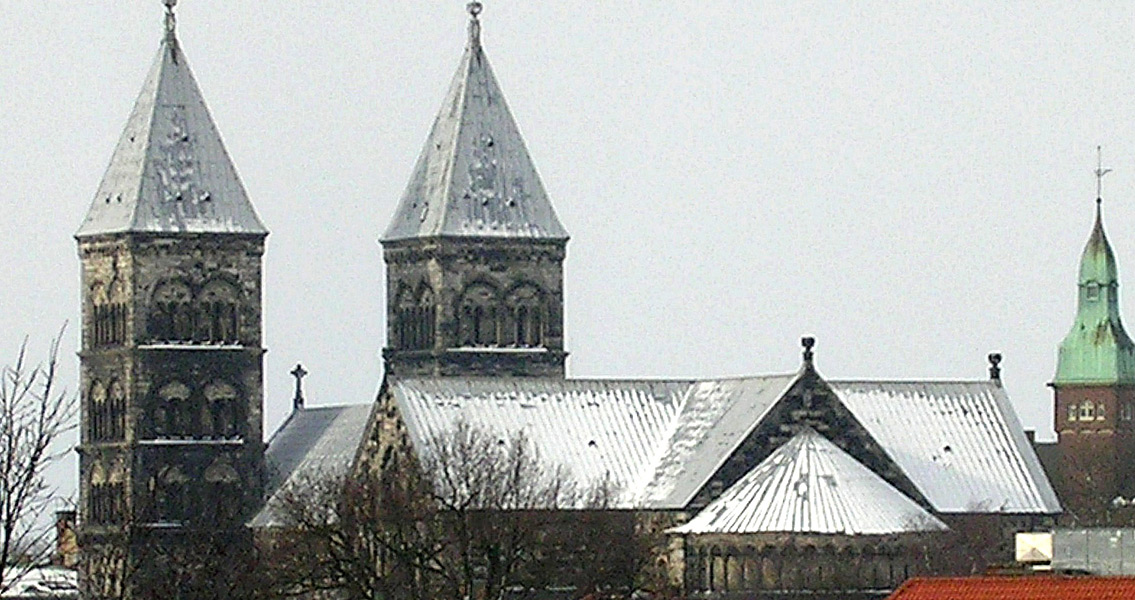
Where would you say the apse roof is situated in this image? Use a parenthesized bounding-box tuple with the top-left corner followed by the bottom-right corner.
(671, 428, 947, 535)
(76, 12, 266, 238)
(382, 9, 567, 242)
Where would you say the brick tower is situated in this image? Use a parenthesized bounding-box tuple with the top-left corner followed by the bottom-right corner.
(1052, 173, 1135, 522)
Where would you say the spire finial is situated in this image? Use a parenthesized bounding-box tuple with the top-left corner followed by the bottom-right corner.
(163, 0, 178, 39)
(801, 336, 816, 367)
(1095, 145, 1112, 207)
(467, 2, 483, 47)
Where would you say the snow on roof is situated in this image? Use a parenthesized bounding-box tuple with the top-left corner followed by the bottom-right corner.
(1, 566, 77, 598)
(671, 428, 947, 535)
(390, 375, 798, 508)
(251, 404, 374, 528)
(76, 28, 266, 238)
(830, 381, 1061, 514)
(382, 14, 567, 242)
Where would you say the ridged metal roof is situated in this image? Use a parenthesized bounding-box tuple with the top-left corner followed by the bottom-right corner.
(390, 375, 797, 509)
(381, 13, 567, 242)
(76, 23, 266, 238)
(251, 404, 374, 528)
(830, 381, 1061, 514)
(671, 428, 947, 535)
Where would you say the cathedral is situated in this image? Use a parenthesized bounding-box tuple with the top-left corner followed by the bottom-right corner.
(71, 2, 1135, 599)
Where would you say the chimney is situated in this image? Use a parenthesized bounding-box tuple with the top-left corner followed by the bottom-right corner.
(988, 353, 1002, 384)
(53, 510, 77, 568)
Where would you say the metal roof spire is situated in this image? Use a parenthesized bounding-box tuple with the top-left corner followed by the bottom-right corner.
(76, 0, 267, 238)
(382, 2, 568, 242)
(467, 2, 483, 48)
(1095, 145, 1111, 208)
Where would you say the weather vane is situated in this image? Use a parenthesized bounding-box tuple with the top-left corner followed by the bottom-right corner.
(1096, 145, 1112, 206)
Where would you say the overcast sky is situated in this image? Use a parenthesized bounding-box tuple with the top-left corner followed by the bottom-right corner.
(5, 2, 1135, 500)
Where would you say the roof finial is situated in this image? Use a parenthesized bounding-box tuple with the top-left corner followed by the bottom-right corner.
(1095, 145, 1112, 208)
(467, 2, 483, 47)
(291, 363, 308, 411)
(801, 336, 816, 368)
(163, 0, 178, 39)
(988, 353, 1002, 384)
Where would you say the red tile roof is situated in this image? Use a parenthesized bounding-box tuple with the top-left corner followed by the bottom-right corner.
(888, 576, 1135, 600)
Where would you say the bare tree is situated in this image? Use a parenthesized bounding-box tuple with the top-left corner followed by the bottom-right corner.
(266, 421, 649, 600)
(0, 329, 76, 592)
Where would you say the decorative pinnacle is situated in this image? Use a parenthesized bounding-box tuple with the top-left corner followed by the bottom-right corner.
(163, 0, 178, 38)
(467, 2, 483, 47)
(291, 363, 308, 410)
(1095, 145, 1112, 207)
(988, 353, 1002, 382)
(801, 336, 816, 366)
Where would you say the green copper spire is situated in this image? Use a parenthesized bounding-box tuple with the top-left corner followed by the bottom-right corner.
(1054, 197, 1135, 385)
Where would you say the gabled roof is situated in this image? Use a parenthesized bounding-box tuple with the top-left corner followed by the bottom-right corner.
(251, 404, 374, 528)
(830, 381, 1061, 514)
(671, 428, 946, 535)
(382, 11, 567, 242)
(388, 375, 797, 509)
(76, 17, 266, 238)
(887, 576, 1135, 600)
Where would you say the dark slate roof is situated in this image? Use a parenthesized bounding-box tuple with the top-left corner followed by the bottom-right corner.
(251, 404, 374, 528)
(76, 21, 266, 238)
(381, 12, 567, 242)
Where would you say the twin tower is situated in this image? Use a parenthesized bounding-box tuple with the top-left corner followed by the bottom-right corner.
(75, 4, 566, 598)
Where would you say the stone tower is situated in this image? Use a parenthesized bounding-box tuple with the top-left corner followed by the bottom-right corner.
(381, 5, 569, 378)
(1052, 191, 1135, 521)
(75, 4, 267, 597)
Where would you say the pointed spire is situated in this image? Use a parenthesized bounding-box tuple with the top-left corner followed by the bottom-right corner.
(383, 4, 568, 242)
(76, 3, 267, 238)
(1054, 152, 1135, 385)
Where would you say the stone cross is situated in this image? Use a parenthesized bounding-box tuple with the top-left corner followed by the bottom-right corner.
(291, 363, 308, 410)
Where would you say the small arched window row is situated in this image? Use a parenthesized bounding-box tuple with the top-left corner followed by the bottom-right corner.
(148, 279, 242, 345)
(89, 482, 125, 526)
(92, 302, 128, 347)
(395, 286, 436, 351)
(150, 461, 240, 524)
(88, 380, 126, 443)
(456, 282, 548, 349)
(150, 380, 244, 441)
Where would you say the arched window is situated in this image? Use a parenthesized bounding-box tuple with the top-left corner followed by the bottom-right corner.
(395, 286, 417, 349)
(458, 283, 500, 347)
(156, 466, 190, 523)
(417, 287, 436, 350)
(1097, 403, 1107, 421)
(157, 382, 191, 438)
(1069, 403, 1078, 422)
(89, 380, 106, 442)
(203, 382, 239, 439)
(198, 280, 240, 344)
(151, 281, 193, 342)
(1081, 401, 1095, 421)
(504, 284, 545, 347)
(203, 458, 241, 522)
(106, 380, 125, 441)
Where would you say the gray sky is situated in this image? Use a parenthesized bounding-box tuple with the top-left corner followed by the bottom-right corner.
(5, 1, 1135, 500)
